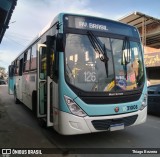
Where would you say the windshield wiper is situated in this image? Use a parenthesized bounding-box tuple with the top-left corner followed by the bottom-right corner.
(121, 37, 131, 79)
(87, 31, 109, 77)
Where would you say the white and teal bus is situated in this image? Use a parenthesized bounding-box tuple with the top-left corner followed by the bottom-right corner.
(8, 13, 147, 135)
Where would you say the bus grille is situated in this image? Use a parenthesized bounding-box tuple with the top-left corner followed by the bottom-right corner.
(91, 115, 138, 130)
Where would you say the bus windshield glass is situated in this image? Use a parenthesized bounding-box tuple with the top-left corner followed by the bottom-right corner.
(65, 33, 144, 92)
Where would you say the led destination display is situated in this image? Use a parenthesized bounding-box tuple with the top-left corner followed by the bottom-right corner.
(64, 15, 139, 37)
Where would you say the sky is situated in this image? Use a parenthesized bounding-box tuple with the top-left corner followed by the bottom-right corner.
(0, 0, 160, 71)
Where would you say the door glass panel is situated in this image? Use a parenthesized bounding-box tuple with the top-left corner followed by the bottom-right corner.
(50, 82, 53, 122)
(39, 82, 47, 115)
(39, 47, 47, 79)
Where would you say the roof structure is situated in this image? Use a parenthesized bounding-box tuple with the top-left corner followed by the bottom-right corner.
(119, 12, 160, 48)
(0, 0, 17, 43)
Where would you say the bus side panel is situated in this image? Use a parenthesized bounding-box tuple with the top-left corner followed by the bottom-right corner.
(29, 72, 37, 110)
(16, 76, 22, 101)
(21, 73, 31, 109)
(52, 82, 59, 132)
(8, 76, 14, 95)
(21, 72, 37, 110)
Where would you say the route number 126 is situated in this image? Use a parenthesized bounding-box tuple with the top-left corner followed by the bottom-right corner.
(84, 71, 96, 82)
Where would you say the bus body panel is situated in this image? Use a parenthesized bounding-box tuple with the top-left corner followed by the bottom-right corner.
(74, 94, 145, 116)
(15, 75, 22, 101)
(21, 72, 36, 110)
(52, 82, 59, 131)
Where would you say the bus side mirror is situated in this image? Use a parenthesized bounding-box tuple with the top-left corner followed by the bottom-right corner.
(56, 33, 64, 52)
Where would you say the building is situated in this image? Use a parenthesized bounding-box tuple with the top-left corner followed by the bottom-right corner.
(0, 0, 17, 43)
(119, 12, 160, 85)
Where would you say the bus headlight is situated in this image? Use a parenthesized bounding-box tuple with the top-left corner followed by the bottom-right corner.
(64, 95, 87, 117)
(140, 94, 147, 110)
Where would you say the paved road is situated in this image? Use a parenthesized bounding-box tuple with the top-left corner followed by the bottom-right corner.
(0, 85, 160, 157)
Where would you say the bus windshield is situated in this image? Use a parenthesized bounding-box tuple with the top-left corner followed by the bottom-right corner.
(65, 33, 144, 92)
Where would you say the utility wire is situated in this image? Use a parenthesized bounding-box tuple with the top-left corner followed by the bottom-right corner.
(4, 36, 26, 47)
(6, 31, 34, 39)
(6, 34, 32, 43)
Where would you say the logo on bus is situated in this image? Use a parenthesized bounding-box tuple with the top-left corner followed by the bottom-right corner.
(114, 107, 119, 113)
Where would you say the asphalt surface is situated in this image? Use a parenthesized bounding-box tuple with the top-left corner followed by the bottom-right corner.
(0, 85, 160, 157)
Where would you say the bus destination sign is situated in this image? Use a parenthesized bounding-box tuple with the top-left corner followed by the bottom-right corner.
(78, 21, 108, 31)
(64, 15, 139, 38)
(65, 15, 109, 32)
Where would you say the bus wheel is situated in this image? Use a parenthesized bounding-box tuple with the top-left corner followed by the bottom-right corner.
(32, 91, 37, 116)
(38, 118, 46, 128)
(14, 88, 20, 104)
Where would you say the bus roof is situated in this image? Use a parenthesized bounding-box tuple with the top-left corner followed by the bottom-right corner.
(13, 13, 138, 62)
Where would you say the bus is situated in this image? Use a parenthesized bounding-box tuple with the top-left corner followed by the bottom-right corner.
(8, 13, 147, 135)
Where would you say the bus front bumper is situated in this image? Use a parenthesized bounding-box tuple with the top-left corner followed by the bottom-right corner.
(57, 107, 147, 135)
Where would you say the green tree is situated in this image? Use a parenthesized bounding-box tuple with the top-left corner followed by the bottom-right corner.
(0, 66, 6, 79)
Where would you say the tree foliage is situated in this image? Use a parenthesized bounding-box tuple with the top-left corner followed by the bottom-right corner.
(0, 67, 6, 79)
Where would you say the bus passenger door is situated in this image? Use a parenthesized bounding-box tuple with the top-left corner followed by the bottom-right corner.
(17, 58, 23, 100)
(37, 44, 47, 119)
(8, 65, 14, 95)
(37, 43, 53, 127)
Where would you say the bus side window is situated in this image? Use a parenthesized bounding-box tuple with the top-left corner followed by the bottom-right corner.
(23, 52, 27, 72)
(40, 46, 47, 80)
(13, 61, 16, 75)
(50, 44, 55, 79)
(9, 65, 14, 77)
(24, 49, 31, 72)
(46, 35, 57, 82)
(31, 44, 37, 70)
(50, 38, 58, 82)
(19, 58, 23, 76)
(14, 59, 19, 75)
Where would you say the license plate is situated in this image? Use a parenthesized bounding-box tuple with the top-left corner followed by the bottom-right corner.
(110, 123, 124, 131)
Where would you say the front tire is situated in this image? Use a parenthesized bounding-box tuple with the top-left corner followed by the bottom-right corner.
(32, 91, 37, 116)
(14, 88, 20, 104)
(38, 118, 47, 128)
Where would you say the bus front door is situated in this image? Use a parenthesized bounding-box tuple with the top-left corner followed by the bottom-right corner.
(37, 44, 53, 127)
